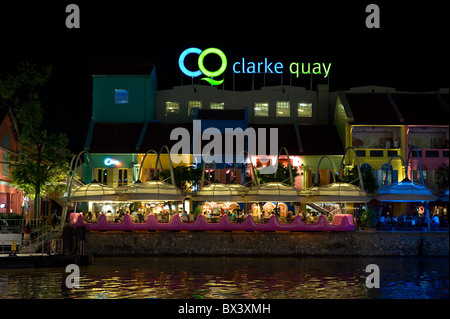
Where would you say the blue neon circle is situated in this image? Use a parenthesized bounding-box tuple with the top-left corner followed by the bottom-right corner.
(178, 47, 203, 77)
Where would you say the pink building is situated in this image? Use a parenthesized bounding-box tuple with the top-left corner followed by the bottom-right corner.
(0, 108, 24, 216)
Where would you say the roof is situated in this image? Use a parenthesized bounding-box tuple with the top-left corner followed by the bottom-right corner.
(249, 124, 344, 156)
(88, 122, 144, 153)
(390, 93, 449, 125)
(297, 125, 344, 155)
(344, 92, 449, 125)
(85, 121, 193, 153)
(86, 122, 343, 157)
(92, 63, 155, 76)
(344, 93, 400, 124)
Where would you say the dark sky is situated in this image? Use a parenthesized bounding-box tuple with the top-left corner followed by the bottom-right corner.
(0, 1, 448, 153)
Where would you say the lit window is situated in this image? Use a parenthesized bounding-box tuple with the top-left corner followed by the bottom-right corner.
(276, 101, 290, 117)
(188, 100, 202, 116)
(254, 103, 269, 117)
(115, 89, 129, 104)
(210, 102, 225, 110)
(298, 102, 312, 117)
(165, 102, 179, 116)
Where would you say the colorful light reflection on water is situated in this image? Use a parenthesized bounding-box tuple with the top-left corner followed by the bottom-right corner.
(0, 257, 447, 299)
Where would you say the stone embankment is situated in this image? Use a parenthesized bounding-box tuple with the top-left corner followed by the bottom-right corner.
(84, 231, 449, 257)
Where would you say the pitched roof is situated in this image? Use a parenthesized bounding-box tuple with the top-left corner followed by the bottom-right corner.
(87, 122, 144, 153)
(138, 122, 193, 152)
(344, 93, 400, 124)
(344, 92, 449, 125)
(390, 93, 449, 125)
(297, 125, 344, 155)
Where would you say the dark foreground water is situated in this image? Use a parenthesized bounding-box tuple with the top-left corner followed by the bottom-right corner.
(0, 256, 448, 299)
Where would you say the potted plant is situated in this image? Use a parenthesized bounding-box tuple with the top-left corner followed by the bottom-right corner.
(360, 208, 378, 231)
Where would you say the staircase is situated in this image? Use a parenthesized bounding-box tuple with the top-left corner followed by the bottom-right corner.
(19, 224, 63, 254)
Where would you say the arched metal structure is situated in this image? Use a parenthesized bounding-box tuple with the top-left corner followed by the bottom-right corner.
(338, 147, 365, 191)
(314, 155, 336, 185)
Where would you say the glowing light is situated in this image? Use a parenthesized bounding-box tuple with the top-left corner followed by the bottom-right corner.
(198, 47, 227, 78)
(178, 47, 227, 86)
(178, 47, 203, 77)
(104, 158, 122, 166)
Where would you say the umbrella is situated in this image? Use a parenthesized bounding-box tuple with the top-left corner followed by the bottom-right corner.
(377, 178, 437, 202)
(245, 182, 305, 203)
(118, 180, 185, 202)
(302, 182, 371, 204)
(192, 182, 249, 202)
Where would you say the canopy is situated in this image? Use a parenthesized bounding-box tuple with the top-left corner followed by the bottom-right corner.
(65, 182, 118, 202)
(245, 182, 305, 203)
(438, 189, 449, 203)
(193, 182, 249, 202)
(377, 179, 437, 202)
(302, 182, 371, 203)
(118, 180, 185, 202)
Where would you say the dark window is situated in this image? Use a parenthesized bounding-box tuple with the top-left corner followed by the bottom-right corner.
(356, 150, 366, 157)
(370, 150, 384, 157)
(412, 150, 422, 157)
(443, 151, 449, 158)
(425, 150, 439, 157)
(387, 150, 398, 157)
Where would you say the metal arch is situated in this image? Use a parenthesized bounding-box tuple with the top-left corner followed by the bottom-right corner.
(338, 147, 365, 191)
(154, 145, 176, 186)
(66, 150, 96, 198)
(235, 150, 259, 186)
(137, 149, 160, 182)
(61, 150, 95, 230)
(200, 158, 216, 189)
(274, 147, 294, 186)
(405, 145, 425, 185)
(315, 155, 336, 185)
(384, 154, 407, 186)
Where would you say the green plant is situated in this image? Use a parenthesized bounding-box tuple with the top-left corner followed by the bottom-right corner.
(360, 208, 379, 228)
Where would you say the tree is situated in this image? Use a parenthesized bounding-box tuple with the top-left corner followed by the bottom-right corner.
(435, 164, 449, 193)
(158, 165, 203, 193)
(0, 61, 72, 218)
(343, 165, 379, 194)
(256, 162, 299, 185)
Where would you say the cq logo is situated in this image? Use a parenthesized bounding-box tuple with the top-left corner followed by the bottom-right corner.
(178, 47, 227, 86)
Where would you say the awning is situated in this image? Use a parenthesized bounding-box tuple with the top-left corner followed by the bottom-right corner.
(64, 182, 118, 202)
(245, 182, 305, 203)
(118, 180, 185, 202)
(302, 182, 371, 203)
(376, 178, 437, 202)
(192, 182, 249, 202)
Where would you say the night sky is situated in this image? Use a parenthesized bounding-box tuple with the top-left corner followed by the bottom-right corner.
(0, 1, 447, 153)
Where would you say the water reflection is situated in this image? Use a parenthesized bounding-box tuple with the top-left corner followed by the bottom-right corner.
(0, 257, 448, 299)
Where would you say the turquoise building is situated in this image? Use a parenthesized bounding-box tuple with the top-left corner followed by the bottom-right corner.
(83, 64, 158, 185)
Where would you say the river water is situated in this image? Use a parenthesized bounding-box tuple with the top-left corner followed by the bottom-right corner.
(0, 256, 448, 299)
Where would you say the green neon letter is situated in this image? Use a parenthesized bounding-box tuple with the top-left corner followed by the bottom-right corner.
(290, 62, 299, 78)
(198, 48, 227, 78)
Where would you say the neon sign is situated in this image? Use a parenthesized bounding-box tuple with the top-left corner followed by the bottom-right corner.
(104, 158, 122, 166)
(179, 47, 332, 85)
(178, 47, 227, 86)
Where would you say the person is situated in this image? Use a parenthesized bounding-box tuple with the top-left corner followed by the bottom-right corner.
(431, 214, 440, 229)
(51, 210, 58, 228)
(379, 215, 386, 226)
(398, 213, 405, 222)
(181, 210, 189, 223)
(231, 210, 237, 222)
(23, 223, 31, 243)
